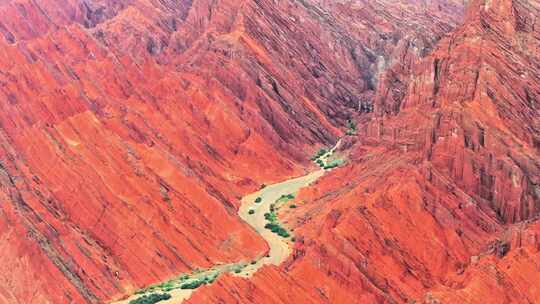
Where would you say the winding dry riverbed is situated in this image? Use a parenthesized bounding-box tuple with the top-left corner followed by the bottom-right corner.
(235, 169, 326, 277)
(112, 141, 340, 304)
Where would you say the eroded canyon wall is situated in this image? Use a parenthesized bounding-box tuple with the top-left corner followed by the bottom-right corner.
(0, 0, 465, 303)
(185, 0, 540, 303)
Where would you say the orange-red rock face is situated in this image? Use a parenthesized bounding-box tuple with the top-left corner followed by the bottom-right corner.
(186, 0, 540, 303)
(0, 0, 352, 302)
(0, 0, 458, 302)
(0, 0, 538, 304)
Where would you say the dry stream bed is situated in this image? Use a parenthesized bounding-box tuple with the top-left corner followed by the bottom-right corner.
(112, 142, 342, 304)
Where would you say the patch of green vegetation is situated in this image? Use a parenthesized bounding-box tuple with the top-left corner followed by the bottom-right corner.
(179, 271, 219, 290)
(154, 280, 175, 291)
(204, 274, 218, 284)
(264, 212, 277, 222)
(346, 119, 357, 136)
(264, 222, 290, 238)
(131, 268, 223, 299)
(311, 148, 328, 161)
(180, 279, 206, 290)
(255, 197, 262, 203)
(248, 209, 255, 215)
(289, 204, 297, 209)
(135, 288, 153, 295)
(232, 264, 244, 274)
(323, 159, 344, 170)
(137, 272, 192, 294)
(264, 206, 291, 238)
(317, 148, 328, 157)
(129, 293, 171, 304)
(276, 193, 295, 204)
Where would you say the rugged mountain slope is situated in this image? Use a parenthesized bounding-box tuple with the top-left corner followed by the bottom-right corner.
(185, 0, 540, 303)
(0, 0, 465, 303)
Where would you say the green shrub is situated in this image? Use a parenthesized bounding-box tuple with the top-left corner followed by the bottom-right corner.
(289, 204, 297, 209)
(277, 229, 290, 238)
(346, 119, 357, 135)
(180, 279, 205, 290)
(263, 200, 292, 239)
(264, 223, 290, 238)
(255, 197, 262, 203)
(324, 159, 344, 170)
(204, 274, 217, 284)
(232, 264, 244, 273)
(248, 209, 255, 215)
(129, 293, 171, 304)
(264, 223, 276, 230)
(264, 212, 276, 222)
(276, 194, 295, 203)
(311, 148, 328, 161)
(317, 148, 327, 157)
(155, 281, 175, 290)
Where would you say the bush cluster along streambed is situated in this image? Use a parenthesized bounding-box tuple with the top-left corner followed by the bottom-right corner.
(263, 194, 296, 238)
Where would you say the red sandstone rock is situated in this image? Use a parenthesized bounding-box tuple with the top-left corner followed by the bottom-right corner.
(187, 0, 540, 303)
(0, 0, 538, 303)
(0, 0, 353, 302)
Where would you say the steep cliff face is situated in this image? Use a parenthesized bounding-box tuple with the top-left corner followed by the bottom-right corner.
(386, 0, 540, 223)
(186, 0, 540, 303)
(0, 0, 465, 303)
